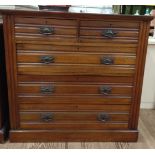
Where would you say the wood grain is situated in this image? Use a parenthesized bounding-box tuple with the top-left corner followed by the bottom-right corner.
(0, 109, 154, 148)
(17, 96, 132, 105)
(17, 64, 135, 76)
(15, 17, 77, 26)
(17, 52, 136, 65)
(19, 104, 130, 112)
(80, 20, 140, 28)
(17, 82, 133, 96)
(1, 10, 152, 142)
(18, 75, 134, 83)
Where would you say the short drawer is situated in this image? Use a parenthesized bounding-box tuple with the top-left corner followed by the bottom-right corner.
(19, 111, 129, 130)
(78, 44, 137, 53)
(17, 52, 136, 65)
(15, 17, 77, 26)
(17, 64, 135, 76)
(17, 82, 133, 96)
(17, 43, 78, 52)
(15, 17, 77, 42)
(80, 20, 140, 29)
(80, 28, 138, 43)
(80, 20, 139, 44)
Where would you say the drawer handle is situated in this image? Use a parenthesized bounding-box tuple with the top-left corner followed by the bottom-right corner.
(41, 113, 54, 122)
(100, 86, 112, 95)
(102, 29, 117, 38)
(40, 56, 55, 64)
(41, 86, 55, 94)
(98, 112, 110, 122)
(40, 26, 54, 35)
(101, 57, 114, 65)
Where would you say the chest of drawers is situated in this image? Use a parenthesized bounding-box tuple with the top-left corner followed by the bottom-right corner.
(0, 10, 152, 142)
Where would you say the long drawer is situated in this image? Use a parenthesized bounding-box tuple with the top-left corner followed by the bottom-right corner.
(17, 95, 132, 104)
(17, 52, 136, 65)
(18, 75, 134, 83)
(17, 43, 137, 53)
(19, 111, 129, 130)
(19, 102, 130, 112)
(17, 82, 133, 96)
(17, 64, 135, 76)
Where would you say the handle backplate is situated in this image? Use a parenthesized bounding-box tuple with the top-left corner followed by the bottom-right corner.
(40, 26, 54, 35)
(102, 29, 117, 38)
(101, 57, 114, 65)
(40, 56, 55, 64)
(40, 112, 54, 122)
(40, 85, 55, 94)
(98, 112, 110, 122)
(100, 85, 112, 95)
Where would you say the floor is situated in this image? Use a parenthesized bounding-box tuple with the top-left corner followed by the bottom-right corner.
(0, 109, 155, 149)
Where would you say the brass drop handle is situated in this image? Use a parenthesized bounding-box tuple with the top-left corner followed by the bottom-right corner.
(40, 26, 54, 35)
(40, 113, 54, 122)
(102, 29, 117, 38)
(40, 86, 55, 94)
(40, 56, 55, 64)
(100, 86, 112, 95)
(98, 112, 110, 122)
(101, 57, 114, 65)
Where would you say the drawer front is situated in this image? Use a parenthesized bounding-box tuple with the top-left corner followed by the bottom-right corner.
(15, 25, 77, 36)
(18, 75, 134, 83)
(17, 82, 133, 96)
(18, 95, 131, 105)
(78, 45, 137, 53)
(17, 64, 135, 76)
(17, 43, 137, 53)
(80, 20, 140, 29)
(80, 20, 139, 43)
(17, 43, 78, 52)
(15, 17, 77, 26)
(79, 28, 138, 43)
(19, 100, 130, 111)
(15, 17, 77, 42)
(19, 111, 129, 130)
(80, 28, 139, 38)
(17, 52, 136, 65)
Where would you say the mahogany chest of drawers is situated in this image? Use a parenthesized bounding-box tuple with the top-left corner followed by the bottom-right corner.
(0, 10, 152, 142)
(0, 22, 8, 142)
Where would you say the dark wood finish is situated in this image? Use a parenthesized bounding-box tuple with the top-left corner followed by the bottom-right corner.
(19, 111, 129, 130)
(0, 9, 152, 142)
(9, 130, 138, 142)
(0, 22, 9, 142)
(20, 123, 129, 130)
(18, 75, 134, 83)
(17, 95, 132, 104)
(0, 22, 4, 142)
(19, 104, 130, 112)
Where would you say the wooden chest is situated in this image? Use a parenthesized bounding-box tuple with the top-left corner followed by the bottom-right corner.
(0, 22, 8, 142)
(0, 10, 152, 142)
